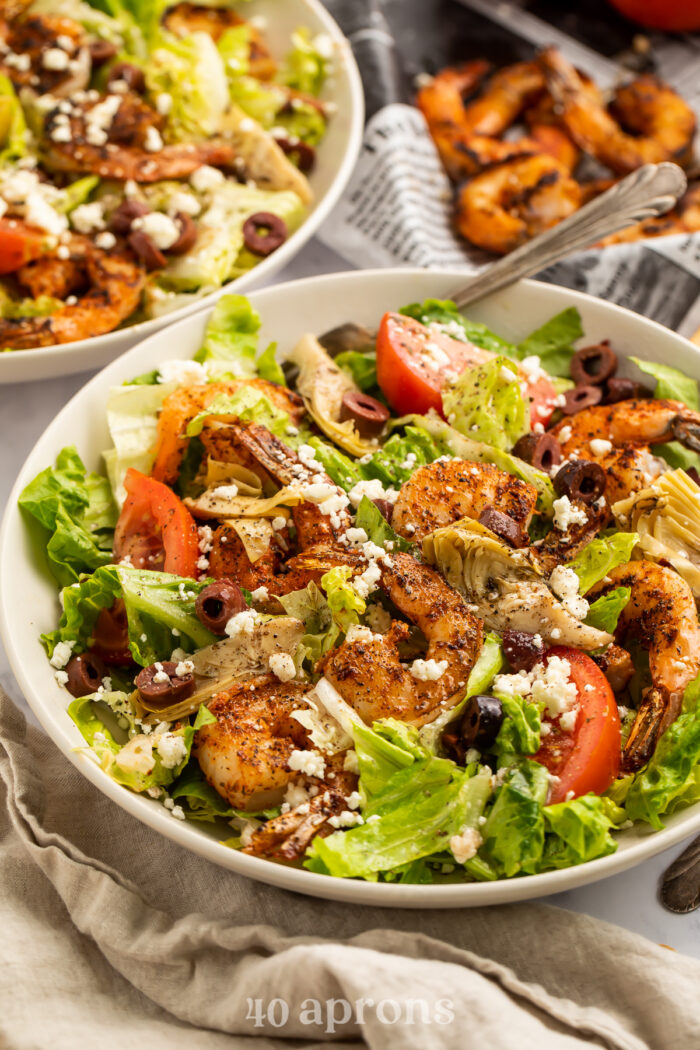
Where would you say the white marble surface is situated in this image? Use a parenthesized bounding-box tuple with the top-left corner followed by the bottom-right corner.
(2, 237, 700, 957)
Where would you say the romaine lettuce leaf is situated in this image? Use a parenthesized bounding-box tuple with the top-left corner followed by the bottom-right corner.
(480, 759, 549, 876)
(185, 386, 290, 437)
(280, 26, 328, 96)
(652, 440, 700, 476)
(541, 794, 620, 869)
(306, 761, 492, 878)
(321, 565, 365, 634)
(585, 586, 631, 633)
(566, 532, 638, 594)
(360, 426, 448, 488)
(335, 349, 378, 393)
(0, 288, 61, 319)
(193, 293, 261, 372)
(443, 355, 528, 451)
(18, 447, 117, 587)
(493, 694, 543, 762)
(631, 357, 700, 410)
(145, 27, 228, 138)
(624, 696, 700, 829)
(43, 565, 216, 666)
(256, 341, 286, 385)
(0, 74, 28, 165)
(399, 299, 515, 357)
(354, 495, 413, 553)
(515, 307, 583, 378)
(102, 380, 176, 506)
(307, 438, 363, 491)
(171, 757, 234, 822)
(278, 581, 337, 664)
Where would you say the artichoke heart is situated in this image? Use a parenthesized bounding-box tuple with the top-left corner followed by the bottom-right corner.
(219, 105, 313, 205)
(422, 519, 613, 650)
(135, 617, 305, 720)
(612, 468, 700, 597)
(284, 333, 380, 457)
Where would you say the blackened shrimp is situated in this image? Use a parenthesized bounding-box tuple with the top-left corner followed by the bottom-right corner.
(322, 551, 483, 726)
(390, 459, 537, 543)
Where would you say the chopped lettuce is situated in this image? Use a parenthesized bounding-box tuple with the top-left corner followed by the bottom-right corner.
(307, 760, 492, 878)
(0, 74, 28, 165)
(256, 341, 286, 385)
(186, 386, 290, 437)
(631, 357, 700, 410)
(144, 28, 229, 138)
(60, 175, 100, 214)
(399, 299, 514, 357)
(442, 355, 528, 452)
(354, 495, 413, 553)
(566, 532, 638, 594)
(651, 440, 700, 476)
(18, 447, 117, 587)
(585, 587, 631, 633)
(360, 426, 448, 489)
(193, 294, 261, 372)
(335, 350, 378, 393)
(102, 380, 176, 506)
(273, 99, 326, 147)
(493, 694, 543, 763)
(307, 438, 363, 491)
(542, 794, 620, 869)
(0, 289, 61, 320)
(321, 566, 365, 634)
(514, 307, 583, 378)
(171, 758, 234, 822)
(278, 582, 337, 664)
(480, 760, 549, 877)
(43, 565, 216, 666)
(280, 27, 329, 96)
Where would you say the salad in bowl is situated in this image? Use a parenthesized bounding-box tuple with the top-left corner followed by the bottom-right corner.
(16, 287, 700, 886)
(0, 0, 336, 352)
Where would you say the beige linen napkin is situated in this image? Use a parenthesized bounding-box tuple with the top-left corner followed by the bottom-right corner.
(1, 688, 699, 1050)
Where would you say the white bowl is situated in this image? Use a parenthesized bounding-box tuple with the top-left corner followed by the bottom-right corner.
(0, 0, 363, 385)
(4, 268, 700, 908)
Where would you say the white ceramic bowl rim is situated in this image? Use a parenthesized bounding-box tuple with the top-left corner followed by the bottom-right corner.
(0, 0, 364, 382)
(3, 268, 700, 908)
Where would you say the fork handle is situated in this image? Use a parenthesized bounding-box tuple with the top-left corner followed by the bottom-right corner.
(448, 162, 688, 311)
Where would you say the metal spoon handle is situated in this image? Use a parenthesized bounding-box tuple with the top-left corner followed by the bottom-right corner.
(660, 834, 700, 914)
(449, 162, 688, 311)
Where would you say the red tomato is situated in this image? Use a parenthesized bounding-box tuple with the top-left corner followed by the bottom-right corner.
(113, 469, 199, 578)
(0, 218, 48, 274)
(535, 646, 621, 804)
(608, 0, 700, 30)
(375, 312, 558, 427)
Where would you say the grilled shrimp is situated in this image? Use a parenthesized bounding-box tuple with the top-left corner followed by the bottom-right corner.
(0, 246, 145, 347)
(17, 251, 85, 300)
(151, 383, 305, 484)
(391, 459, 537, 543)
(593, 561, 700, 771)
(0, 13, 91, 96)
(322, 551, 483, 726)
(454, 154, 581, 254)
(42, 93, 235, 181)
(552, 399, 700, 503)
(541, 48, 696, 174)
(163, 2, 277, 80)
(194, 674, 312, 811)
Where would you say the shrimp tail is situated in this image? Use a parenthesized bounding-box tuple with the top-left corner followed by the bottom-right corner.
(622, 686, 669, 773)
(672, 417, 700, 453)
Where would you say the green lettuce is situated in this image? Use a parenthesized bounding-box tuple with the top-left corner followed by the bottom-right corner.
(354, 495, 413, 553)
(443, 355, 528, 451)
(631, 357, 700, 410)
(361, 426, 447, 489)
(18, 447, 117, 587)
(306, 761, 492, 878)
(321, 566, 365, 634)
(0, 74, 28, 165)
(43, 565, 216, 666)
(0, 288, 61, 319)
(480, 760, 549, 877)
(585, 587, 631, 633)
(652, 441, 700, 476)
(515, 307, 583, 378)
(102, 380, 175, 506)
(278, 581, 337, 664)
(625, 695, 700, 829)
(566, 532, 638, 595)
(185, 386, 290, 437)
(194, 294, 261, 372)
(256, 341, 285, 385)
(335, 349, 378, 393)
(145, 27, 229, 138)
(541, 794, 620, 869)
(171, 758, 234, 822)
(399, 299, 514, 357)
(280, 26, 329, 96)
(60, 175, 100, 213)
(493, 694, 543, 762)
(307, 438, 363, 491)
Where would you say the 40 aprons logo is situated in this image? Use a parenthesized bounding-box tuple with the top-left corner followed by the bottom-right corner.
(246, 996, 455, 1032)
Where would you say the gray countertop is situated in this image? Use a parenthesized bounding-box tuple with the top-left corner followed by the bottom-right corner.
(2, 237, 700, 957)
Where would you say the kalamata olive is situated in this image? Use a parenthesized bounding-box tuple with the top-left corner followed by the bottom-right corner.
(339, 391, 390, 438)
(109, 198, 150, 235)
(275, 136, 316, 173)
(601, 376, 652, 404)
(553, 459, 606, 504)
(478, 506, 527, 548)
(685, 466, 700, 487)
(570, 341, 618, 386)
(91, 602, 132, 666)
(64, 653, 107, 698)
(460, 695, 504, 750)
(561, 384, 602, 415)
(168, 212, 198, 255)
(372, 498, 394, 523)
(128, 230, 167, 270)
(441, 729, 466, 765)
(502, 629, 545, 673)
(136, 661, 195, 704)
(195, 579, 247, 634)
(88, 39, 118, 66)
(107, 61, 146, 93)
(512, 432, 562, 472)
(242, 212, 287, 256)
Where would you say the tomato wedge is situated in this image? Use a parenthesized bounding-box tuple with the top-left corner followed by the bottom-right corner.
(113, 469, 199, 578)
(534, 646, 621, 804)
(375, 311, 559, 428)
(0, 218, 48, 274)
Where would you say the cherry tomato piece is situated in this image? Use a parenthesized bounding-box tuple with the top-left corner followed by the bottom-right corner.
(0, 218, 48, 274)
(113, 468, 199, 578)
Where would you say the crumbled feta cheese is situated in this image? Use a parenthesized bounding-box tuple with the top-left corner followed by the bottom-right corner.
(288, 748, 326, 778)
(345, 624, 379, 645)
(271, 516, 287, 531)
(5, 51, 31, 71)
(170, 804, 186, 820)
(410, 657, 448, 681)
(558, 425, 572, 444)
(343, 749, 360, 774)
(50, 639, 74, 669)
(25, 192, 67, 236)
(224, 609, 259, 640)
(559, 707, 580, 733)
(174, 659, 194, 677)
(345, 790, 362, 810)
(365, 603, 392, 634)
(144, 125, 164, 152)
(71, 201, 104, 234)
(344, 527, 369, 546)
(153, 668, 171, 684)
(518, 355, 547, 383)
(500, 365, 518, 383)
(155, 731, 187, 769)
(54, 670, 69, 686)
(347, 478, 396, 509)
(50, 125, 72, 143)
(42, 47, 70, 71)
(284, 780, 310, 808)
(328, 810, 363, 829)
(449, 827, 483, 864)
(549, 565, 589, 621)
(494, 654, 578, 720)
(167, 190, 200, 216)
(589, 438, 613, 457)
(269, 652, 296, 682)
(190, 165, 225, 192)
(155, 92, 172, 115)
(250, 585, 269, 602)
(211, 483, 239, 499)
(94, 230, 116, 250)
(132, 211, 179, 249)
(157, 358, 208, 385)
(552, 494, 587, 531)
